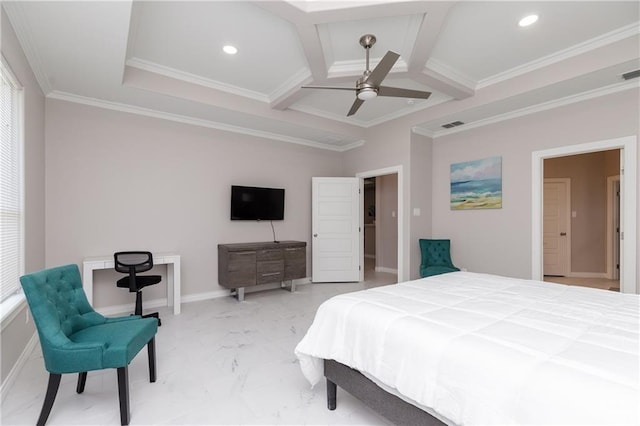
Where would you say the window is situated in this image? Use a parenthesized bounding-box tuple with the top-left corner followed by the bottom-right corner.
(0, 58, 24, 303)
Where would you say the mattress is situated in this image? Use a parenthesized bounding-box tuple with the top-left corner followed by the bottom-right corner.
(295, 272, 640, 425)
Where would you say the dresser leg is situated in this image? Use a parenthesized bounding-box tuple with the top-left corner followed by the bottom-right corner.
(235, 287, 245, 302)
(290, 280, 296, 293)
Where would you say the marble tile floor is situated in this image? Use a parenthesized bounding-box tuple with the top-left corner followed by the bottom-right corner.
(1, 274, 398, 425)
(543, 276, 620, 291)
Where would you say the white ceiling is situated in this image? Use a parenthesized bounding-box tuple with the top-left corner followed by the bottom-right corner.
(3, 1, 639, 150)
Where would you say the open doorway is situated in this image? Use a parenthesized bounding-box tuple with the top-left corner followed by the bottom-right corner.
(532, 136, 636, 294)
(542, 150, 620, 291)
(357, 166, 402, 286)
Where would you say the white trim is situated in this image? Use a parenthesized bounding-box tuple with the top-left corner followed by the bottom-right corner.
(430, 80, 638, 139)
(126, 57, 269, 102)
(47, 91, 355, 152)
(375, 267, 398, 274)
(411, 126, 434, 138)
(327, 58, 409, 79)
(268, 67, 313, 102)
(606, 175, 621, 280)
(356, 166, 404, 283)
(532, 136, 637, 294)
(478, 22, 640, 89)
(423, 58, 477, 91)
(567, 272, 610, 279)
(1, 4, 52, 94)
(96, 297, 169, 317)
(0, 294, 27, 331)
(0, 332, 38, 402)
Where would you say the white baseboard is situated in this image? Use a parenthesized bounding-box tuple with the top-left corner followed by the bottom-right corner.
(98, 277, 313, 313)
(375, 267, 398, 274)
(1, 332, 38, 402)
(568, 272, 609, 279)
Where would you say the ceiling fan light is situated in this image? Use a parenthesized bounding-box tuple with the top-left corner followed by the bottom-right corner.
(357, 88, 377, 101)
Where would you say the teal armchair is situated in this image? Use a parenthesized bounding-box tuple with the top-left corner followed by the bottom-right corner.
(20, 264, 158, 425)
(419, 239, 460, 277)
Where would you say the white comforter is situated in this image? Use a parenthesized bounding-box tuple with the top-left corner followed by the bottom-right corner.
(295, 272, 640, 425)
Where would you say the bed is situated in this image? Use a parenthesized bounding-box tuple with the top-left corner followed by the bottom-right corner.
(295, 272, 640, 425)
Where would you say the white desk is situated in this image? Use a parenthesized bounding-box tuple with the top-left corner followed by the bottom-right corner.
(82, 253, 181, 315)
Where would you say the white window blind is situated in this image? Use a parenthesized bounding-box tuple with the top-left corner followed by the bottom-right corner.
(0, 59, 24, 302)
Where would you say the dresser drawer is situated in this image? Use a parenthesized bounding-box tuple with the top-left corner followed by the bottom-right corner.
(257, 249, 283, 261)
(284, 246, 305, 261)
(227, 251, 256, 271)
(257, 260, 284, 284)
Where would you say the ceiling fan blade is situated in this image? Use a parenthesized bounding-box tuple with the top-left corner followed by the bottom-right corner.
(302, 86, 357, 91)
(347, 98, 364, 116)
(377, 86, 431, 99)
(365, 51, 400, 86)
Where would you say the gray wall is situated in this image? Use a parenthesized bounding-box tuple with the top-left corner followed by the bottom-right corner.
(376, 173, 398, 271)
(409, 132, 433, 279)
(431, 89, 639, 279)
(45, 99, 344, 308)
(1, 8, 45, 385)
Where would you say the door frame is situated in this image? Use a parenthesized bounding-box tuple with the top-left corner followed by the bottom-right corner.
(543, 178, 571, 277)
(606, 175, 621, 280)
(532, 136, 637, 294)
(356, 165, 403, 283)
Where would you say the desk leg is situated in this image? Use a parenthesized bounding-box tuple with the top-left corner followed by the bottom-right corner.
(166, 258, 181, 315)
(82, 264, 95, 306)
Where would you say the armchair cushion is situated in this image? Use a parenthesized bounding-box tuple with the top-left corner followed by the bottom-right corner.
(20, 264, 158, 374)
(419, 239, 460, 278)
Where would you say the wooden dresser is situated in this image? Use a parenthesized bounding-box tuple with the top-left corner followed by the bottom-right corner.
(218, 241, 306, 301)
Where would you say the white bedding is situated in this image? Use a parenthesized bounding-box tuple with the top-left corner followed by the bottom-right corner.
(295, 272, 640, 425)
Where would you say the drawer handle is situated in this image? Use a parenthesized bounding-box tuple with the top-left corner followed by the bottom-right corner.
(236, 252, 256, 255)
(261, 272, 281, 277)
(285, 248, 302, 251)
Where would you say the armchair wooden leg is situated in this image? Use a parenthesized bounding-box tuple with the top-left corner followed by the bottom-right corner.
(37, 373, 61, 426)
(147, 337, 157, 383)
(76, 372, 87, 394)
(117, 367, 130, 426)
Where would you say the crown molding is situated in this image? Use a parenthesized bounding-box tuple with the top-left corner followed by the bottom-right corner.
(47, 90, 350, 152)
(327, 58, 408, 79)
(411, 126, 434, 138)
(268, 67, 313, 101)
(2, 3, 52, 94)
(423, 57, 477, 90)
(290, 94, 449, 129)
(126, 57, 270, 103)
(430, 80, 638, 138)
(477, 22, 640, 89)
(337, 139, 366, 151)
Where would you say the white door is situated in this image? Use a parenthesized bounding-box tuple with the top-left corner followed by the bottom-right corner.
(312, 177, 360, 282)
(543, 179, 570, 276)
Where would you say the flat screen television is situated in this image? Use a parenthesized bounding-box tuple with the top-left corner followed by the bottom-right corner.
(230, 185, 285, 221)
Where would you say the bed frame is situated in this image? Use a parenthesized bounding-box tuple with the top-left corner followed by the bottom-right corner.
(324, 359, 445, 425)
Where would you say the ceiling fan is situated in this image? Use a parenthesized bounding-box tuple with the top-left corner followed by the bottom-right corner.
(302, 34, 432, 117)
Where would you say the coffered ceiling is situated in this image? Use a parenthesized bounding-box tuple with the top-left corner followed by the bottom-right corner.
(3, 1, 639, 151)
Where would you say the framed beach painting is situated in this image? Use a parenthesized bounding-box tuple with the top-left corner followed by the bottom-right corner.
(450, 156, 502, 210)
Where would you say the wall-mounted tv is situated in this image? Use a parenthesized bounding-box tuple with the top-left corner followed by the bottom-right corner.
(230, 185, 285, 221)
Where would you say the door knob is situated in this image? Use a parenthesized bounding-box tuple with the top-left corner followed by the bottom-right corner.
(313, 234, 318, 237)
(560, 232, 567, 236)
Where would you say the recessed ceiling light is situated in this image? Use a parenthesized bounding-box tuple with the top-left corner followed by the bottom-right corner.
(223, 45, 238, 55)
(518, 14, 538, 27)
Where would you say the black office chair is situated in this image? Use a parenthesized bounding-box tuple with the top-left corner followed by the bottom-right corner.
(114, 251, 162, 326)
